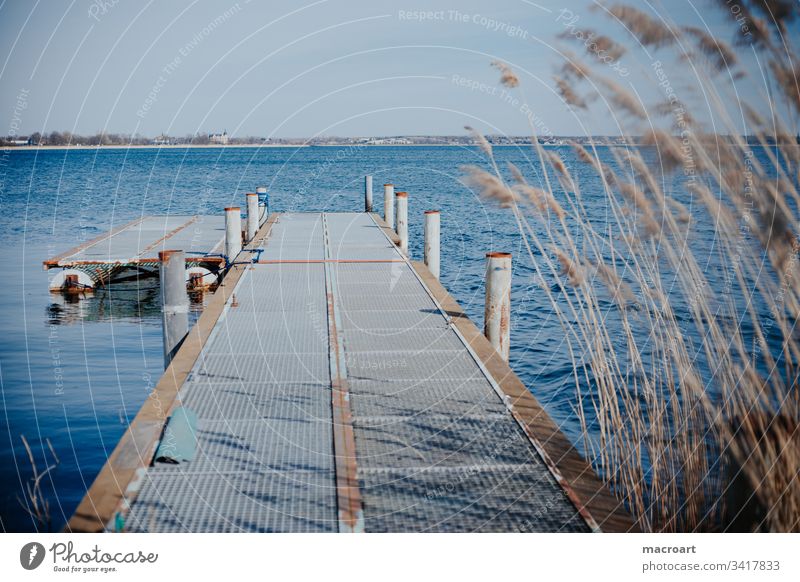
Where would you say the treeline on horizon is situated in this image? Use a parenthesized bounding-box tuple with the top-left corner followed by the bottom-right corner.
(0, 131, 270, 147)
(2, 131, 798, 147)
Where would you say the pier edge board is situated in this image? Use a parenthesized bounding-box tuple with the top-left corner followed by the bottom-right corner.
(369, 212, 401, 247)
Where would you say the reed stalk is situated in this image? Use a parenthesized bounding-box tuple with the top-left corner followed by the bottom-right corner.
(466, 2, 800, 531)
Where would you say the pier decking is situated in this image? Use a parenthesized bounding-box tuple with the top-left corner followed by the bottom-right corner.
(68, 211, 635, 533)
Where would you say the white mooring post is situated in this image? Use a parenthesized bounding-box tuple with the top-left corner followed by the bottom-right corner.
(364, 175, 373, 212)
(384, 183, 395, 230)
(396, 191, 408, 255)
(255, 186, 268, 226)
(225, 206, 242, 265)
(424, 210, 440, 279)
(246, 193, 258, 243)
(484, 252, 512, 361)
(159, 250, 189, 368)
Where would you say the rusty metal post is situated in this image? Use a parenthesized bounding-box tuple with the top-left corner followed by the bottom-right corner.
(246, 193, 258, 243)
(48, 268, 96, 292)
(364, 175, 373, 212)
(383, 183, 395, 230)
(159, 250, 189, 368)
(396, 191, 408, 255)
(485, 252, 511, 361)
(424, 210, 440, 279)
(224, 206, 242, 265)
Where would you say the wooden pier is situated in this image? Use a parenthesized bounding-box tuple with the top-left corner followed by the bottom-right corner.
(66, 206, 635, 533)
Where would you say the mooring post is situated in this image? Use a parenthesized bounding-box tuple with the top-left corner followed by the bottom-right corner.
(255, 186, 268, 225)
(159, 250, 189, 368)
(246, 193, 258, 243)
(225, 206, 242, 266)
(424, 210, 440, 279)
(364, 175, 373, 212)
(485, 252, 512, 361)
(396, 191, 408, 255)
(384, 183, 395, 230)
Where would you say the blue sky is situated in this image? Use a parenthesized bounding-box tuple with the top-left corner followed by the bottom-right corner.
(0, 0, 784, 137)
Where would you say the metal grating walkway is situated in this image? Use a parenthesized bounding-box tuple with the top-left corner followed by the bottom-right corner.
(124, 212, 589, 532)
(44, 214, 226, 268)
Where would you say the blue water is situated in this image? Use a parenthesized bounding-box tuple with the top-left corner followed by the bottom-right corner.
(0, 145, 780, 531)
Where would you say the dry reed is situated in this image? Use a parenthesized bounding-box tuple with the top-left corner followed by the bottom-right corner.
(466, 1, 800, 532)
(17, 436, 60, 531)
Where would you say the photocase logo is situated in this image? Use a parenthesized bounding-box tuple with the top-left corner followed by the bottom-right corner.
(20, 542, 46, 570)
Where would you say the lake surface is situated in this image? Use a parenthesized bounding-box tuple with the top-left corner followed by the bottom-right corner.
(0, 145, 778, 531)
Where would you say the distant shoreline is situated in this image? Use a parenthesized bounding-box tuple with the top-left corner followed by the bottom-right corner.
(7, 143, 303, 150)
(6, 143, 558, 151)
(6, 140, 790, 151)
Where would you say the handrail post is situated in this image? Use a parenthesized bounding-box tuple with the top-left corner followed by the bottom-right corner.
(396, 191, 408, 255)
(246, 193, 258, 242)
(255, 186, 268, 225)
(424, 210, 440, 279)
(384, 183, 395, 230)
(364, 175, 373, 212)
(225, 206, 242, 265)
(159, 250, 189, 368)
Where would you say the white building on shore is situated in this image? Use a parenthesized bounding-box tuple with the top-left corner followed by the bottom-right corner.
(209, 131, 229, 145)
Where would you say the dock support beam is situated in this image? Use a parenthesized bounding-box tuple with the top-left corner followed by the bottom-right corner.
(159, 250, 189, 368)
(246, 193, 258, 243)
(424, 210, 440, 279)
(225, 206, 242, 265)
(364, 175, 373, 212)
(396, 191, 408, 255)
(485, 252, 511, 361)
(383, 183, 395, 230)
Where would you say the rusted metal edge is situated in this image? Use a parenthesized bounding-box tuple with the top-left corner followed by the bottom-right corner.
(322, 213, 365, 533)
(366, 213, 638, 533)
(42, 216, 148, 269)
(64, 213, 279, 533)
(47, 256, 225, 267)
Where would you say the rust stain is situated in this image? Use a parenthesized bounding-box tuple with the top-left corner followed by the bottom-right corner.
(45, 256, 224, 267)
(323, 214, 364, 532)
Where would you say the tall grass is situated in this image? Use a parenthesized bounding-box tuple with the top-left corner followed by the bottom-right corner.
(17, 436, 60, 531)
(464, 1, 800, 532)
